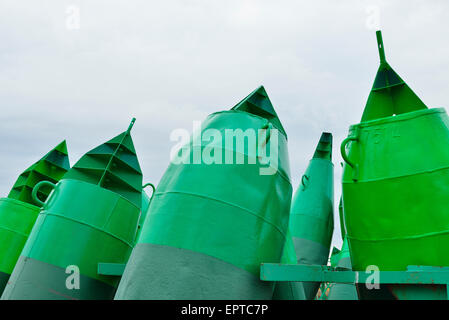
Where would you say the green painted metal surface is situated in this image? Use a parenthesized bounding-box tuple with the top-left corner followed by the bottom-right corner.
(63, 119, 142, 209)
(2, 120, 142, 300)
(341, 31, 449, 299)
(115, 86, 292, 300)
(273, 132, 334, 300)
(289, 132, 334, 300)
(272, 230, 306, 300)
(361, 31, 427, 122)
(261, 263, 449, 298)
(134, 183, 155, 243)
(97, 263, 126, 276)
(338, 197, 346, 240)
(0, 199, 40, 276)
(0, 141, 70, 294)
(290, 132, 333, 251)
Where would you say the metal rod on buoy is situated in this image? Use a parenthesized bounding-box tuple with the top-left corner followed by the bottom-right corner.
(127, 117, 136, 134)
(376, 30, 386, 63)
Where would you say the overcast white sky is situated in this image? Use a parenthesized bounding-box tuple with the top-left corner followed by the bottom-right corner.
(1, 0, 448, 249)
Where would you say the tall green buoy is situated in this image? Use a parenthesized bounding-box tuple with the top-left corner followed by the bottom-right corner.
(0, 141, 69, 294)
(2, 119, 142, 300)
(273, 132, 334, 300)
(115, 86, 292, 299)
(342, 31, 449, 299)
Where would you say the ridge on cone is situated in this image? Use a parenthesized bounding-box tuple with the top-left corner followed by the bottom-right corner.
(312, 132, 332, 160)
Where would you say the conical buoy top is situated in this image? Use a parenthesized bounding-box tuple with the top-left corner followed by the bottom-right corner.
(232, 86, 287, 137)
(312, 132, 332, 161)
(63, 118, 143, 209)
(361, 30, 427, 122)
(8, 140, 70, 205)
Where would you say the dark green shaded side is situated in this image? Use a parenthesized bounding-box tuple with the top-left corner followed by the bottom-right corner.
(8, 141, 69, 205)
(272, 231, 306, 300)
(272, 282, 305, 300)
(327, 238, 358, 300)
(115, 243, 274, 300)
(1, 256, 115, 300)
(0, 271, 9, 294)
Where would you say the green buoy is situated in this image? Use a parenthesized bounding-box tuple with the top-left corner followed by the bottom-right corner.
(2, 119, 142, 300)
(341, 31, 449, 299)
(273, 132, 334, 300)
(0, 141, 69, 294)
(115, 86, 292, 299)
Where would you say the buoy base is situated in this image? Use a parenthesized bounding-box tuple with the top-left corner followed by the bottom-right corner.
(115, 243, 273, 300)
(1, 256, 116, 300)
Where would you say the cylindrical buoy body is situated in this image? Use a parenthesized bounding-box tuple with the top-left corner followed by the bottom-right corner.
(115, 86, 292, 300)
(342, 108, 449, 299)
(1, 179, 140, 300)
(0, 199, 39, 291)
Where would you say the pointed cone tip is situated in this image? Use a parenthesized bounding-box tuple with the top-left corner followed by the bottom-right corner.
(232, 85, 275, 115)
(319, 132, 332, 143)
(313, 132, 332, 160)
(231, 85, 287, 137)
(55, 140, 68, 154)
